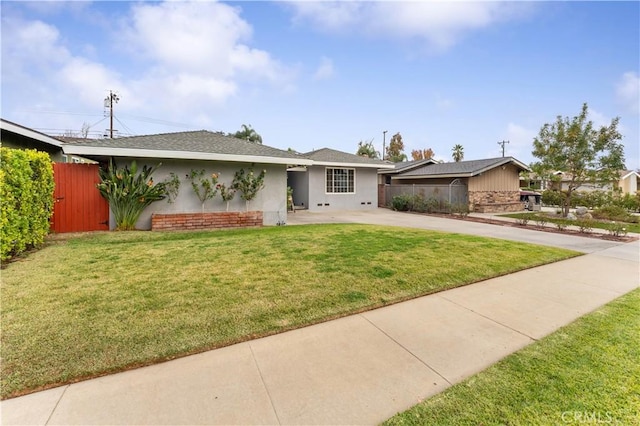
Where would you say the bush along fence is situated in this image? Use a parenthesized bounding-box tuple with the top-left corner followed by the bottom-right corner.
(97, 161, 267, 231)
(390, 193, 469, 217)
(0, 147, 55, 260)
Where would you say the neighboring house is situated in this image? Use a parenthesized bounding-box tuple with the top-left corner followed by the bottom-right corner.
(1, 118, 66, 162)
(618, 170, 640, 195)
(383, 157, 530, 213)
(62, 130, 313, 229)
(287, 148, 394, 211)
(544, 170, 639, 194)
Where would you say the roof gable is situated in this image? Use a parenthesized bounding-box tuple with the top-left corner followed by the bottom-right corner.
(303, 148, 394, 169)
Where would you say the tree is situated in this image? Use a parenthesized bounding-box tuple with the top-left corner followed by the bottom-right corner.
(452, 144, 464, 162)
(356, 139, 380, 159)
(411, 148, 435, 161)
(81, 122, 91, 138)
(531, 103, 625, 217)
(386, 132, 407, 163)
(231, 124, 262, 144)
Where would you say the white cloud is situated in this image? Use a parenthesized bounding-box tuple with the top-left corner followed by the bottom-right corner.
(502, 122, 536, 161)
(313, 57, 335, 81)
(1, 1, 296, 135)
(285, 1, 535, 51)
(1, 18, 70, 67)
(123, 1, 288, 83)
(616, 72, 639, 114)
(58, 58, 126, 106)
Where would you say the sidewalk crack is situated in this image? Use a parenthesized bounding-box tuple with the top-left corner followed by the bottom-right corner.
(44, 385, 69, 425)
(437, 294, 539, 341)
(248, 342, 282, 425)
(359, 314, 453, 387)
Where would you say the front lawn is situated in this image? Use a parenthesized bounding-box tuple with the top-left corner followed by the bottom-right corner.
(1, 224, 577, 399)
(384, 288, 640, 425)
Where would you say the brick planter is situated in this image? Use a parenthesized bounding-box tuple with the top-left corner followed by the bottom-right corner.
(151, 211, 263, 231)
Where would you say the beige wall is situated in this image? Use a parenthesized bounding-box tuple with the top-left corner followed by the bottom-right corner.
(468, 164, 520, 192)
(619, 174, 639, 194)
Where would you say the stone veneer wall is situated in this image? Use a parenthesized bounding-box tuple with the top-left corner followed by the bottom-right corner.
(469, 190, 522, 213)
(151, 212, 263, 231)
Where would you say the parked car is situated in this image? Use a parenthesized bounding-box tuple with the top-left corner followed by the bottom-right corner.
(520, 190, 542, 211)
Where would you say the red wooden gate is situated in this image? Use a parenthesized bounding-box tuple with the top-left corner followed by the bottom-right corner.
(51, 163, 109, 233)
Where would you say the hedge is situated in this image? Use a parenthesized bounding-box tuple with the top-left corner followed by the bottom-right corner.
(0, 148, 55, 260)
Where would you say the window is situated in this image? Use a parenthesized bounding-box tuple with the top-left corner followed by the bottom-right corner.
(326, 168, 355, 193)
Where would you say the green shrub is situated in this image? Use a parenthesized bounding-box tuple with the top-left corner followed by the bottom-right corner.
(576, 219, 594, 234)
(607, 222, 628, 237)
(541, 190, 565, 207)
(534, 215, 548, 228)
(0, 148, 55, 260)
(612, 192, 640, 212)
(516, 213, 535, 226)
(424, 197, 440, 213)
(451, 203, 470, 218)
(391, 194, 413, 211)
(555, 221, 568, 232)
(592, 205, 633, 222)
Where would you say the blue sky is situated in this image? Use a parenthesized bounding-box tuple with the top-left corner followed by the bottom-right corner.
(2, 1, 638, 168)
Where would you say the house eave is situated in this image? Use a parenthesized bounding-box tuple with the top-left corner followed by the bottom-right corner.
(1, 119, 64, 148)
(311, 161, 395, 169)
(61, 146, 313, 166)
(393, 173, 474, 180)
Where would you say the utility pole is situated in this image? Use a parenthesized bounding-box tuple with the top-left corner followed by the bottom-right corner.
(498, 140, 509, 157)
(104, 90, 120, 138)
(382, 130, 388, 160)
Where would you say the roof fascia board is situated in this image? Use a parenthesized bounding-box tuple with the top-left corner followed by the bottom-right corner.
(393, 173, 473, 179)
(1, 120, 63, 148)
(61, 146, 313, 165)
(471, 159, 530, 176)
(311, 161, 395, 169)
(621, 171, 640, 179)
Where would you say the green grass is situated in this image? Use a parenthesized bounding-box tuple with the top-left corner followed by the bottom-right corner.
(501, 212, 640, 234)
(1, 224, 578, 399)
(383, 288, 640, 426)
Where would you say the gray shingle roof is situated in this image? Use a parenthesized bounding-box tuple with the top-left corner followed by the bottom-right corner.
(302, 148, 390, 166)
(62, 130, 303, 160)
(399, 157, 529, 177)
(379, 158, 438, 174)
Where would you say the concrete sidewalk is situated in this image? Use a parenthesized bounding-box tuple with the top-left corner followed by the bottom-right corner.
(2, 211, 639, 425)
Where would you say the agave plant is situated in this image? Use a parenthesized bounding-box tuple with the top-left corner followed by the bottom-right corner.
(97, 160, 168, 230)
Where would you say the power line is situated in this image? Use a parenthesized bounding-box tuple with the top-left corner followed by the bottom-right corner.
(114, 116, 136, 137)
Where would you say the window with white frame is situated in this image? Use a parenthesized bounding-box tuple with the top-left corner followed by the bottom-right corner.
(326, 168, 355, 193)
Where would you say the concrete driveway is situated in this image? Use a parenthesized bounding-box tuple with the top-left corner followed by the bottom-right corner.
(286, 208, 628, 253)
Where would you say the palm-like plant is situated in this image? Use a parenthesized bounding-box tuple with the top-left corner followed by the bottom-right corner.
(232, 124, 263, 144)
(97, 161, 168, 230)
(452, 144, 464, 162)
